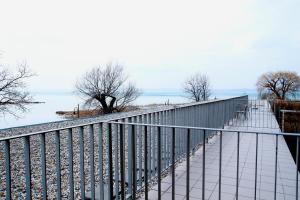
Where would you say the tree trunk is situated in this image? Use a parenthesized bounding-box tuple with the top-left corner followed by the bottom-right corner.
(108, 96, 116, 113)
(96, 94, 116, 114)
(96, 94, 110, 114)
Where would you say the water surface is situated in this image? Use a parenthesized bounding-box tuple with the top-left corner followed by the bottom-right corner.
(0, 89, 257, 129)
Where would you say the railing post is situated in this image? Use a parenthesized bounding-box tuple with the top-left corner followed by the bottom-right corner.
(128, 118, 133, 196)
(144, 126, 148, 200)
(98, 123, 104, 200)
(157, 126, 162, 200)
(296, 136, 299, 200)
(79, 126, 85, 199)
(139, 115, 143, 188)
(202, 130, 206, 200)
(153, 113, 157, 176)
(119, 123, 125, 200)
(4, 140, 11, 200)
(40, 133, 47, 200)
(219, 131, 222, 200)
(67, 128, 74, 200)
(236, 132, 240, 200)
(282, 111, 285, 132)
(55, 130, 61, 199)
(89, 125, 95, 200)
(254, 133, 258, 200)
(171, 127, 175, 200)
(114, 123, 119, 200)
(24, 136, 31, 200)
(131, 124, 137, 200)
(186, 129, 190, 200)
(108, 123, 113, 200)
(147, 115, 150, 179)
(274, 134, 278, 200)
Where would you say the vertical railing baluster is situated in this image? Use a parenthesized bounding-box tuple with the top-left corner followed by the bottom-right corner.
(160, 112, 163, 169)
(108, 123, 113, 200)
(24, 136, 31, 200)
(55, 130, 61, 199)
(4, 140, 11, 200)
(40, 133, 47, 200)
(254, 133, 258, 200)
(114, 123, 119, 200)
(67, 128, 74, 200)
(128, 118, 133, 196)
(181, 111, 184, 157)
(157, 126, 161, 200)
(79, 126, 85, 199)
(98, 123, 104, 200)
(89, 125, 95, 200)
(274, 134, 278, 200)
(148, 114, 152, 179)
(132, 124, 137, 200)
(164, 111, 167, 168)
(133, 116, 138, 193)
(236, 132, 240, 200)
(139, 116, 143, 188)
(152, 114, 156, 177)
(171, 127, 175, 200)
(119, 124, 125, 200)
(168, 111, 171, 167)
(186, 129, 190, 200)
(144, 126, 148, 200)
(202, 130, 206, 200)
(175, 108, 179, 161)
(296, 136, 299, 200)
(219, 131, 222, 200)
(163, 112, 167, 169)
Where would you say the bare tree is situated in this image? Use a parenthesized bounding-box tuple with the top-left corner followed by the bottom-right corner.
(256, 71, 300, 100)
(183, 73, 211, 102)
(0, 63, 35, 117)
(76, 63, 140, 114)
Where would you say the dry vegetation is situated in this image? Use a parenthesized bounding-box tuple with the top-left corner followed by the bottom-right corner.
(56, 106, 140, 119)
(271, 100, 300, 168)
(271, 100, 300, 132)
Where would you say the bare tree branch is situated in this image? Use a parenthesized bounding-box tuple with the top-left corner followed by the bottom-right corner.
(256, 71, 300, 100)
(0, 63, 36, 117)
(75, 63, 141, 114)
(183, 73, 211, 102)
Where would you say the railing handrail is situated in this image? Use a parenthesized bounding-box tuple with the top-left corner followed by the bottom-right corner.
(0, 95, 248, 141)
(280, 109, 300, 113)
(108, 121, 300, 137)
(2, 119, 299, 142)
(103, 95, 248, 122)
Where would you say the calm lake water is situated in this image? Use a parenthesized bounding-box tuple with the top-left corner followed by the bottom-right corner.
(0, 89, 258, 129)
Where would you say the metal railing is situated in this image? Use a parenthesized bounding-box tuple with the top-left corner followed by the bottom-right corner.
(231, 99, 280, 129)
(105, 122, 300, 200)
(281, 109, 300, 132)
(0, 96, 251, 199)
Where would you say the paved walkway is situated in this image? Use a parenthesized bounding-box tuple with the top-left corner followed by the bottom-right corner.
(144, 101, 299, 200)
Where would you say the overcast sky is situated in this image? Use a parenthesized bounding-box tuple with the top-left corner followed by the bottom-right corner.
(0, 0, 299, 92)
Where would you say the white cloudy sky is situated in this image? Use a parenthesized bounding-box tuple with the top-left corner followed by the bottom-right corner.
(0, 0, 299, 92)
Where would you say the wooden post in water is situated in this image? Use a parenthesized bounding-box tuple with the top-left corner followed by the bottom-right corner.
(77, 104, 80, 118)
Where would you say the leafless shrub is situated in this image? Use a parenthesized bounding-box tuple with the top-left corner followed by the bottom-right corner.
(0, 63, 35, 117)
(183, 73, 211, 102)
(76, 62, 140, 114)
(257, 71, 300, 100)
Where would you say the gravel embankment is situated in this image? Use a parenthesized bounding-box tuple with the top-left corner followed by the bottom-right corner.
(0, 105, 175, 200)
